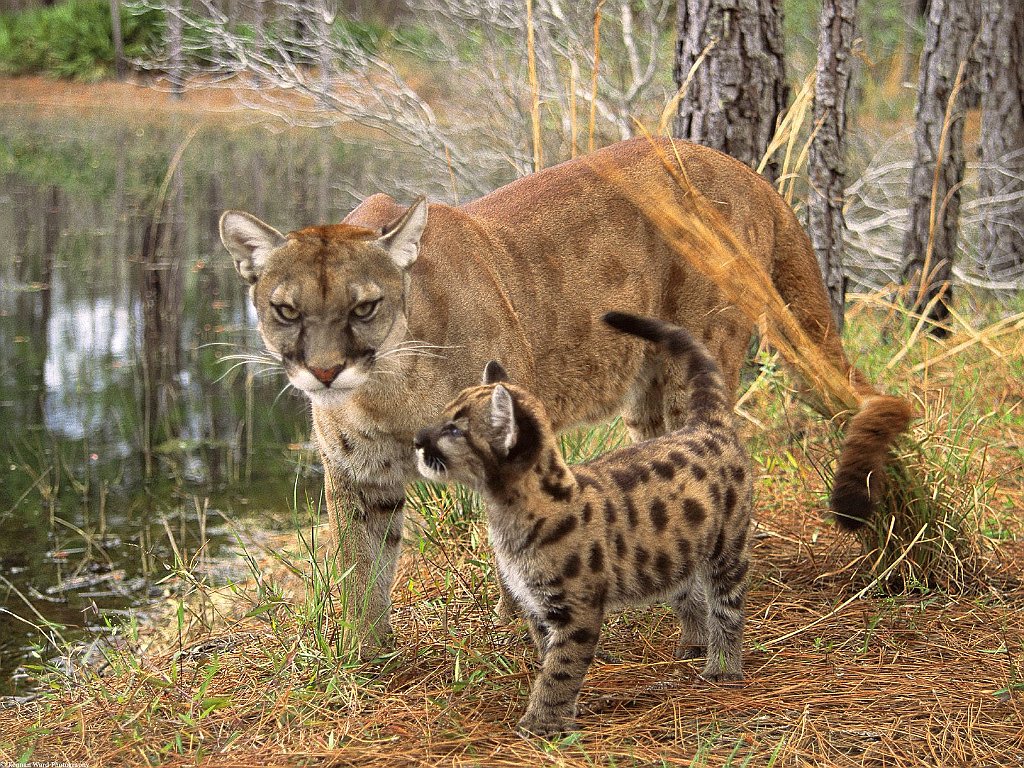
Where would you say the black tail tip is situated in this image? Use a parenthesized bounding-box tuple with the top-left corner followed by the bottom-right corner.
(602, 311, 664, 342)
(601, 310, 633, 328)
(830, 482, 872, 531)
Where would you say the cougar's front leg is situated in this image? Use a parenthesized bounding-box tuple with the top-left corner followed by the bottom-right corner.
(321, 457, 404, 659)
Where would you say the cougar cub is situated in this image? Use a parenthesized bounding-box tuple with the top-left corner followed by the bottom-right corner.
(414, 312, 753, 736)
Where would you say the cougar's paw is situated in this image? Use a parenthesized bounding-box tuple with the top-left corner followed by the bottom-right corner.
(356, 628, 396, 662)
(516, 711, 575, 739)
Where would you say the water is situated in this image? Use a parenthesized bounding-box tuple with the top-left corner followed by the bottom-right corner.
(0, 107, 456, 695)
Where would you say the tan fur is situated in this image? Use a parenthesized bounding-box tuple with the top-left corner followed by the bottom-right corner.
(219, 136, 905, 655)
(414, 314, 752, 736)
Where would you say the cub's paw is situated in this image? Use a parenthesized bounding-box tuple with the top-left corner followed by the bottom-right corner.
(495, 595, 517, 624)
(674, 644, 706, 661)
(516, 711, 575, 739)
(700, 668, 744, 684)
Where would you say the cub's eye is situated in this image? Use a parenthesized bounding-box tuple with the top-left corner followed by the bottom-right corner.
(351, 298, 382, 321)
(273, 303, 300, 323)
(441, 424, 463, 439)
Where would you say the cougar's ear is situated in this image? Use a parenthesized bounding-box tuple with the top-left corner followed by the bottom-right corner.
(489, 384, 518, 458)
(220, 211, 286, 284)
(378, 196, 428, 270)
(482, 360, 510, 385)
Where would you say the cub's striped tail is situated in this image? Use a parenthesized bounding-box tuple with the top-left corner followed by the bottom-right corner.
(603, 312, 913, 530)
(602, 311, 731, 427)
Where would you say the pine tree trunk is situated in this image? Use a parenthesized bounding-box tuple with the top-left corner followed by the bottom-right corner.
(253, 0, 264, 39)
(673, 0, 788, 183)
(168, 0, 183, 99)
(978, 0, 1024, 285)
(110, 0, 125, 80)
(899, 0, 926, 85)
(807, 0, 858, 332)
(315, 0, 334, 106)
(901, 0, 980, 335)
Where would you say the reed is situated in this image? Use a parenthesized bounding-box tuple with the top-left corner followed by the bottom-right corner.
(525, 0, 542, 173)
(587, 0, 604, 155)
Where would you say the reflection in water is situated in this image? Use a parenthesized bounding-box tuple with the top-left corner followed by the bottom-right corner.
(45, 298, 131, 440)
(138, 176, 187, 478)
(0, 110, 458, 695)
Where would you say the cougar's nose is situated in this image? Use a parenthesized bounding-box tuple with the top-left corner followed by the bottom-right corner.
(308, 364, 343, 386)
(413, 429, 432, 450)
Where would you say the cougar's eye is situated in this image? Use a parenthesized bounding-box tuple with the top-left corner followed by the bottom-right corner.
(441, 423, 463, 439)
(273, 303, 300, 323)
(351, 298, 381, 321)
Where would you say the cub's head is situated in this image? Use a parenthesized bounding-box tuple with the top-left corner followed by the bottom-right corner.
(414, 361, 548, 492)
(219, 199, 427, 405)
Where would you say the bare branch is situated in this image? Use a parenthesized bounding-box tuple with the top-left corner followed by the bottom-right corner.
(844, 151, 1024, 291)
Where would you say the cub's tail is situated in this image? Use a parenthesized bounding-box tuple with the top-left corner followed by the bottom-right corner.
(829, 395, 914, 530)
(604, 313, 913, 530)
(602, 311, 730, 427)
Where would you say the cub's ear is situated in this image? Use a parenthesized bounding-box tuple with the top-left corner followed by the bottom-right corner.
(220, 211, 286, 284)
(378, 196, 428, 270)
(482, 360, 510, 385)
(489, 384, 518, 458)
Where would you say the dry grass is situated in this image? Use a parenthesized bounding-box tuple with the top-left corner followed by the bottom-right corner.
(2, 299, 1022, 767)
(3, 504, 1022, 766)
(0, 74, 300, 123)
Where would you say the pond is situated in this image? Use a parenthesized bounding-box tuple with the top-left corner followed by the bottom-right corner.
(0, 106, 465, 696)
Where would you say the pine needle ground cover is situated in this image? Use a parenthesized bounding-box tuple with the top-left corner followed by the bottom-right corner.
(2, 298, 1021, 767)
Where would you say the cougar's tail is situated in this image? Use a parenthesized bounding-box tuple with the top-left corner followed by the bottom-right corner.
(768, 204, 915, 529)
(602, 311, 730, 426)
(829, 396, 914, 530)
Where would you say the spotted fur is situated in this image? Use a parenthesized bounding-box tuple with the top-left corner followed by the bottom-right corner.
(415, 312, 752, 737)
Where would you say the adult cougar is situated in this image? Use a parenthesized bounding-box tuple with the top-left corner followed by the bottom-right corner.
(219, 137, 910, 656)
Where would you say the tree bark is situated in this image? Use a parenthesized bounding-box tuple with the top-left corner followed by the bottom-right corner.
(977, 0, 1024, 284)
(110, 0, 126, 80)
(901, 0, 980, 335)
(168, 0, 184, 99)
(673, 0, 788, 183)
(808, 0, 858, 332)
(899, 0, 926, 85)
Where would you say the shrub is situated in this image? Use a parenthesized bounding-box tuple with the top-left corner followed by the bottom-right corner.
(0, 0, 163, 81)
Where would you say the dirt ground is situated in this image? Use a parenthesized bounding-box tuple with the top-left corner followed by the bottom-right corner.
(0, 73, 303, 121)
(3, 503, 1024, 767)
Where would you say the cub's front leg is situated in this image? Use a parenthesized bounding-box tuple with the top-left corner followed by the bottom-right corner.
(320, 454, 405, 660)
(517, 609, 603, 738)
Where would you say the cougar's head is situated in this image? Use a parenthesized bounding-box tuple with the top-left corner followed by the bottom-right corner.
(219, 199, 427, 405)
(414, 361, 546, 492)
